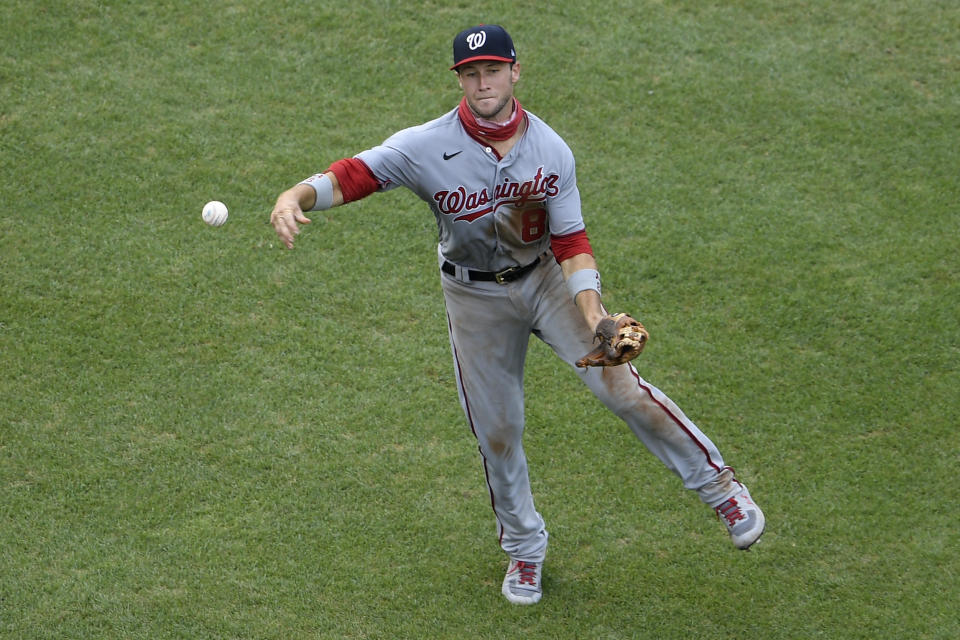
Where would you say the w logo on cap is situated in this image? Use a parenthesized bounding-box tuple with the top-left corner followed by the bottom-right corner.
(466, 30, 487, 50)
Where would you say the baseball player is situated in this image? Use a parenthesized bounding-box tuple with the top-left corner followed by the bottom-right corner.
(269, 24, 765, 605)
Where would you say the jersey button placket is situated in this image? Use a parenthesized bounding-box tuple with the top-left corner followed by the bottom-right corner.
(491, 162, 504, 259)
(490, 148, 516, 266)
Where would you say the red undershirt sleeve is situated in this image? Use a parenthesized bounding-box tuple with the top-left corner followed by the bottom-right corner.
(327, 157, 380, 203)
(550, 229, 594, 263)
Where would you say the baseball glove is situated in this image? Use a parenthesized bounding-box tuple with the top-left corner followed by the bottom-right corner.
(575, 313, 649, 368)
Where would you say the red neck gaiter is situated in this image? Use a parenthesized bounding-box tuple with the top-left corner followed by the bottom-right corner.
(457, 97, 526, 142)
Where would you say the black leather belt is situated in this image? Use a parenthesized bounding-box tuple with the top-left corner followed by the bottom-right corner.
(441, 256, 541, 284)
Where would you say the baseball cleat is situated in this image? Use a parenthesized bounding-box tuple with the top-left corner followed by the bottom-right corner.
(501, 559, 542, 604)
(715, 487, 766, 550)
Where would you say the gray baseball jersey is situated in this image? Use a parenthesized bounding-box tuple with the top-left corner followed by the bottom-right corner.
(356, 107, 584, 272)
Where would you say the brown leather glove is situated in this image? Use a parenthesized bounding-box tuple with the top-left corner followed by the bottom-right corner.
(575, 313, 649, 367)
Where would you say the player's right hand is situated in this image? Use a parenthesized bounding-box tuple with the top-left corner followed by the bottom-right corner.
(270, 200, 311, 249)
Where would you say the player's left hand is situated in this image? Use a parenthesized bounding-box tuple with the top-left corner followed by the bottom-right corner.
(575, 313, 648, 367)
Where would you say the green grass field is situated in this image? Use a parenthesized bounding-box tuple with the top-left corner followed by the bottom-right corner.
(2, 1, 957, 638)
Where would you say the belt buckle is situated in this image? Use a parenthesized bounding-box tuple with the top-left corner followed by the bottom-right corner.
(494, 266, 520, 284)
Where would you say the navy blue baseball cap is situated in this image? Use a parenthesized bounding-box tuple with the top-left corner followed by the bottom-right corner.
(451, 24, 516, 70)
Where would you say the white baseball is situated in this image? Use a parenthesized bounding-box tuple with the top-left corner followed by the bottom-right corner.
(202, 200, 229, 227)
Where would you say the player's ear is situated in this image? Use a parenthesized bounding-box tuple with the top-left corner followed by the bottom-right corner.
(511, 62, 521, 85)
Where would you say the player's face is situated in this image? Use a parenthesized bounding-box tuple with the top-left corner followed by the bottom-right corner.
(457, 61, 521, 122)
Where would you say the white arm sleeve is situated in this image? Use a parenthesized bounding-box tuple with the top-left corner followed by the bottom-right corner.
(298, 173, 335, 211)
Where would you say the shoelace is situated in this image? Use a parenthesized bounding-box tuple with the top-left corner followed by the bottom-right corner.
(716, 498, 745, 527)
(516, 561, 538, 586)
